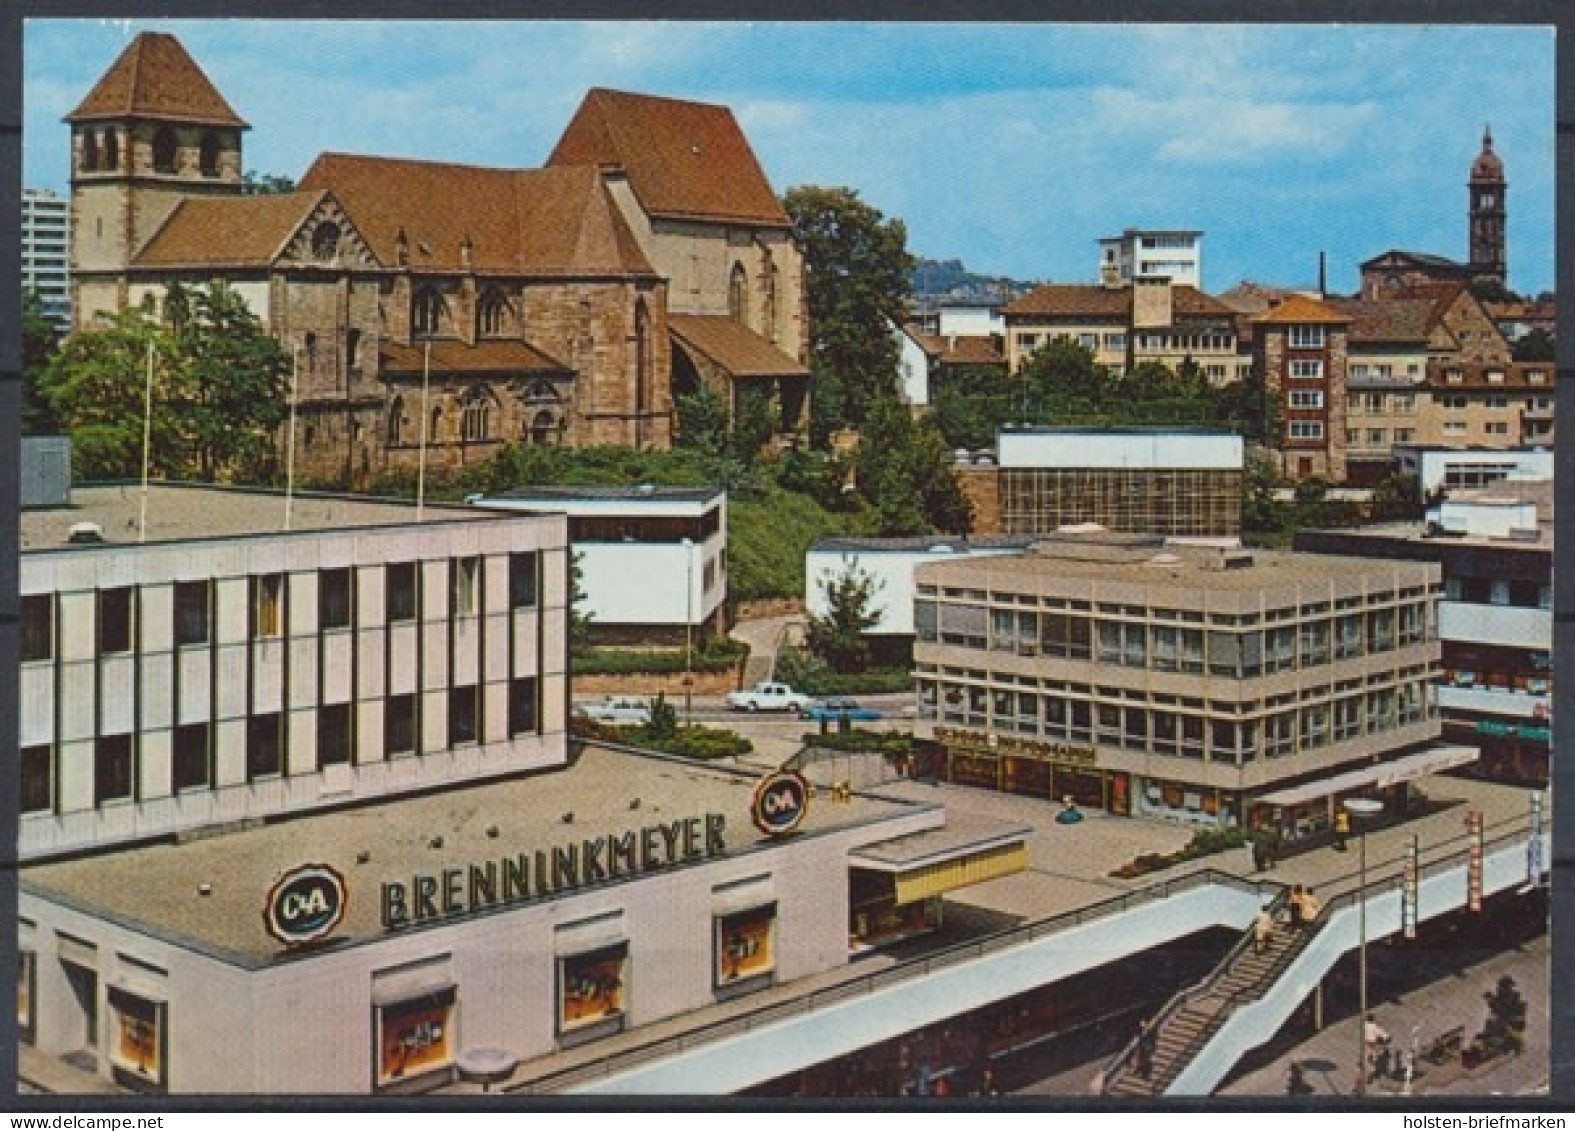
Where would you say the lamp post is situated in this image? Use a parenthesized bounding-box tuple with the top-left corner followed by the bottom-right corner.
(682, 537, 694, 725)
(1344, 796, 1384, 1095)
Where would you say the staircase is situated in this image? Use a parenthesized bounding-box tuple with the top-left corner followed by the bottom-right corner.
(1102, 893, 1314, 1096)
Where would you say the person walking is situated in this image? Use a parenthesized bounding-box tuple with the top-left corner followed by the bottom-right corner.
(1299, 885, 1322, 928)
(1135, 1016, 1157, 1080)
(1333, 808, 1350, 851)
(1287, 884, 1307, 929)
(1253, 905, 1275, 954)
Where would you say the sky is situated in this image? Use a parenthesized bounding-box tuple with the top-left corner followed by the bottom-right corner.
(22, 18, 1557, 297)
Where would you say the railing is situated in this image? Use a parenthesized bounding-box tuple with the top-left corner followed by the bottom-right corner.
(1106, 810, 1537, 1095)
(1097, 887, 1302, 1093)
(514, 866, 1262, 1094)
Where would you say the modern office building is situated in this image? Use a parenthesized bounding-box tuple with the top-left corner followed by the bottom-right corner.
(468, 484, 727, 643)
(23, 187, 72, 327)
(18, 484, 572, 862)
(1296, 479, 1552, 785)
(912, 532, 1470, 837)
(993, 427, 1244, 541)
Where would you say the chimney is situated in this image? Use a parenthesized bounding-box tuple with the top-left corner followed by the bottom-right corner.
(1318, 252, 1326, 299)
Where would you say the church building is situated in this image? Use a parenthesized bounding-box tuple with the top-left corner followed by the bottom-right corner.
(65, 32, 810, 486)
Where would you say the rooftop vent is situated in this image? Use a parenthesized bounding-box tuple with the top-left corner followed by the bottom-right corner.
(67, 521, 104, 544)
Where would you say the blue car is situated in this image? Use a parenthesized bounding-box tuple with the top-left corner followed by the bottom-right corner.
(801, 696, 882, 722)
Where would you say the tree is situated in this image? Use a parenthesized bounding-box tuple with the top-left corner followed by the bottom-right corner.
(172, 283, 290, 482)
(782, 185, 915, 434)
(1241, 449, 1283, 535)
(855, 396, 973, 536)
(34, 310, 181, 480)
(33, 284, 289, 484)
(1512, 327, 1554, 362)
(20, 288, 61, 435)
(674, 384, 730, 459)
(242, 170, 297, 195)
(805, 559, 884, 673)
(569, 549, 594, 653)
(728, 387, 780, 468)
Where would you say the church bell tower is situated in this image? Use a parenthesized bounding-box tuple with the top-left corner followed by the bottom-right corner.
(1467, 125, 1507, 285)
(65, 32, 248, 328)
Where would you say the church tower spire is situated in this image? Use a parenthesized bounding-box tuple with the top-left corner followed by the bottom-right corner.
(1467, 124, 1506, 285)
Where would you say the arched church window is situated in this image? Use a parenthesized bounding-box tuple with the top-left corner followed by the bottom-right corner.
(477, 289, 510, 337)
(152, 127, 178, 174)
(312, 222, 341, 262)
(764, 260, 779, 343)
(530, 410, 559, 446)
(413, 287, 447, 338)
(199, 132, 221, 177)
(461, 388, 493, 442)
(728, 263, 748, 323)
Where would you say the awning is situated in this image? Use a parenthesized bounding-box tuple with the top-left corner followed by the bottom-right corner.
(849, 813, 1031, 904)
(1255, 745, 1479, 809)
(891, 842, 1028, 905)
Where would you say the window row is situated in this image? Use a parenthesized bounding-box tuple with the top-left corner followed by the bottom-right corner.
(19, 553, 539, 662)
(920, 682, 1434, 763)
(917, 605, 1432, 672)
(18, 678, 541, 815)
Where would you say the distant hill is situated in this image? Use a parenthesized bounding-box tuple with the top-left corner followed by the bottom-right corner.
(911, 257, 1039, 309)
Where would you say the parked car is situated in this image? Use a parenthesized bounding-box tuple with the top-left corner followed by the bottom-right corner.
(801, 696, 882, 722)
(576, 695, 653, 725)
(725, 681, 812, 713)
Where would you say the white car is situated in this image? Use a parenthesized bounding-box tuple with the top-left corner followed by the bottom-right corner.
(725, 681, 812, 713)
(577, 696, 653, 725)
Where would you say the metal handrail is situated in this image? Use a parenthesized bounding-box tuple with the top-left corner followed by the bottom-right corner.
(1098, 810, 1536, 1095)
(514, 865, 1260, 1094)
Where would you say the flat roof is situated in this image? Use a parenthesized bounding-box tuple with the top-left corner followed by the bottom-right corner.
(917, 538, 1436, 596)
(810, 535, 1038, 555)
(847, 811, 1032, 870)
(487, 485, 723, 504)
(20, 484, 514, 551)
(21, 745, 926, 967)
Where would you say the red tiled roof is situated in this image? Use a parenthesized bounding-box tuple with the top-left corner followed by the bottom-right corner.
(67, 31, 246, 127)
(669, 315, 809, 378)
(915, 333, 1006, 367)
(1003, 283, 1233, 321)
(133, 191, 326, 268)
(1328, 297, 1436, 344)
(298, 154, 656, 277)
(380, 339, 569, 376)
(1424, 360, 1552, 391)
(1250, 293, 1353, 324)
(1002, 284, 1129, 318)
(548, 89, 788, 228)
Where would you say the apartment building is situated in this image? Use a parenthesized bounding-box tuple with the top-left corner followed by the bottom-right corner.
(1001, 279, 1243, 381)
(912, 533, 1465, 841)
(1097, 228, 1204, 290)
(22, 187, 71, 327)
(1251, 294, 1353, 483)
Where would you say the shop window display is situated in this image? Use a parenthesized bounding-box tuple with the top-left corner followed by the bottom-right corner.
(375, 988, 455, 1088)
(107, 986, 165, 1093)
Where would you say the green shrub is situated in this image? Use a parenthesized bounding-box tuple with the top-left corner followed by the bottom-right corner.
(728, 486, 870, 601)
(803, 729, 913, 755)
(572, 638, 747, 675)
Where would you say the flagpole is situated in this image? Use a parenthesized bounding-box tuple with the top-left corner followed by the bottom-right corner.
(417, 337, 431, 522)
(284, 346, 299, 531)
(138, 339, 154, 544)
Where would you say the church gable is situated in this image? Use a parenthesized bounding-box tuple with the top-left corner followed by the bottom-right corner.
(277, 195, 380, 272)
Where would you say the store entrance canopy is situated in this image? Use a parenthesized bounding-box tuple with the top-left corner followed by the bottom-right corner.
(1254, 745, 1479, 809)
(849, 814, 1030, 905)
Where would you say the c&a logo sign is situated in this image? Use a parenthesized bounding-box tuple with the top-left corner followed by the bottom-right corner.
(265, 863, 348, 947)
(751, 770, 810, 837)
